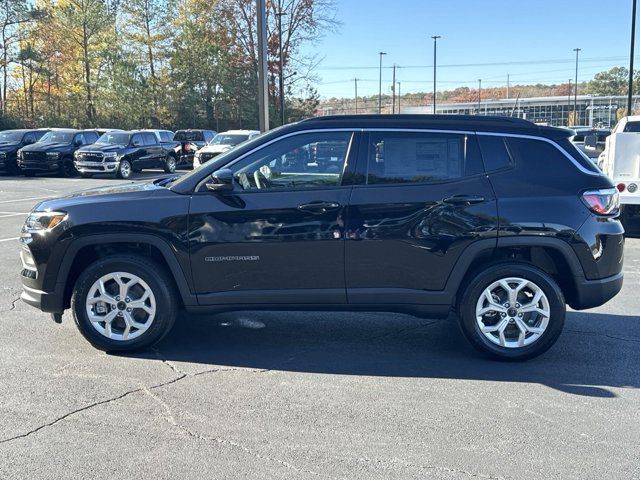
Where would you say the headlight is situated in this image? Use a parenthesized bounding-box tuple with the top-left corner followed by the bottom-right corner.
(0, 152, 6, 159)
(103, 152, 117, 159)
(17, 151, 23, 159)
(23, 211, 67, 232)
(46, 152, 60, 159)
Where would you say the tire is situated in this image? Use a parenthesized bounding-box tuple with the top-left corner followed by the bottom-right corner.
(71, 255, 178, 352)
(163, 155, 177, 174)
(457, 263, 565, 361)
(117, 159, 132, 179)
(61, 157, 78, 177)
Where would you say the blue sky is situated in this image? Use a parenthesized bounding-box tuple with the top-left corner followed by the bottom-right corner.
(305, 0, 636, 99)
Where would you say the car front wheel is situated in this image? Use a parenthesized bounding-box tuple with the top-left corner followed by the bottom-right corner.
(71, 255, 178, 352)
(117, 159, 132, 179)
(457, 263, 565, 361)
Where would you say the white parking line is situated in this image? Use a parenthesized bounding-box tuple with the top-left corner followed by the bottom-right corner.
(0, 213, 27, 219)
(0, 196, 50, 205)
(0, 237, 19, 243)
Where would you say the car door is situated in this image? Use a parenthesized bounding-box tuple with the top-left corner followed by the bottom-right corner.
(130, 133, 146, 169)
(188, 129, 358, 306)
(141, 132, 161, 167)
(345, 130, 498, 305)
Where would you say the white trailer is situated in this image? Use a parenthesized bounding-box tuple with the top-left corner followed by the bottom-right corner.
(598, 116, 640, 226)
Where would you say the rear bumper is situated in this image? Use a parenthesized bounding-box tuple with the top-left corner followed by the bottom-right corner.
(570, 272, 624, 310)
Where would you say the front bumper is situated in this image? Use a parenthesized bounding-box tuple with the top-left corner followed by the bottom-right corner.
(74, 160, 119, 173)
(20, 282, 65, 313)
(17, 160, 59, 172)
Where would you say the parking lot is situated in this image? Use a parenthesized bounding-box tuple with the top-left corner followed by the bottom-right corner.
(0, 173, 638, 479)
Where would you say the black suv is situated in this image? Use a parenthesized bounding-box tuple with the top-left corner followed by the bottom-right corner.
(18, 129, 101, 177)
(174, 129, 216, 167)
(74, 131, 176, 179)
(18, 115, 624, 360)
(0, 129, 49, 175)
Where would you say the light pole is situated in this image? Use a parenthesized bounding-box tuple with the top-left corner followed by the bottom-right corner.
(573, 48, 581, 125)
(354, 78, 358, 114)
(477, 79, 482, 115)
(431, 35, 441, 114)
(629, 0, 637, 116)
(392, 64, 397, 113)
(378, 52, 387, 114)
(567, 78, 572, 126)
(256, 0, 269, 132)
(276, 10, 287, 126)
(397, 82, 401, 113)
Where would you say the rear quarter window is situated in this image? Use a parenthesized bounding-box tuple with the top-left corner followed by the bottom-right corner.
(477, 135, 513, 172)
(505, 137, 600, 176)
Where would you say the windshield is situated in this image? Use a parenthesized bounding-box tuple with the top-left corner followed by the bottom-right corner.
(0, 131, 24, 143)
(39, 131, 74, 143)
(174, 131, 204, 142)
(210, 133, 249, 146)
(623, 121, 640, 133)
(96, 132, 131, 145)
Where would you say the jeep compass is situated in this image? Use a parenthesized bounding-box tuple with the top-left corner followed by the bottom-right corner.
(19, 115, 624, 360)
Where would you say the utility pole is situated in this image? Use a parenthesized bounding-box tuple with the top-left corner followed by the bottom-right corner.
(276, 10, 287, 126)
(392, 64, 397, 114)
(431, 35, 441, 114)
(354, 78, 358, 114)
(478, 79, 482, 115)
(397, 82, 401, 113)
(629, 0, 637, 116)
(506, 74, 510, 100)
(378, 52, 387, 114)
(568, 79, 573, 126)
(573, 48, 581, 125)
(256, 0, 269, 132)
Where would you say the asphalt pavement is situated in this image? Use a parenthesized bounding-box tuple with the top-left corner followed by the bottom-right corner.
(0, 173, 638, 479)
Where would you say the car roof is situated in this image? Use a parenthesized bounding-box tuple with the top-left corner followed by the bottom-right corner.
(296, 114, 572, 139)
(216, 130, 259, 135)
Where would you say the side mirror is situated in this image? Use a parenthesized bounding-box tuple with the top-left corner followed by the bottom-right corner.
(205, 168, 235, 193)
(24, 138, 34, 145)
(74, 140, 82, 147)
(584, 133, 598, 150)
(132, 140, 141, 147)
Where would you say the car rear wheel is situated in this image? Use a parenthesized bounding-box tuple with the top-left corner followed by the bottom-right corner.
(71, 255, 178, 352)
(164, 155, 177, 173)
(117, 159, 132, 179)
(457, 263, 565, 361)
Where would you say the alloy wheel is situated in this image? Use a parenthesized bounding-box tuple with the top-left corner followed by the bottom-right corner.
(85, 272, 156, 341)
(475, 277, 550, 348)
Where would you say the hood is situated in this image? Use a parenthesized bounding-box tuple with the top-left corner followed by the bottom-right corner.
(199, 144, 232, 154)
(0, 143, 19, 153)
(32, 181, 170, 212)
(77, 144, 127, 153)
(22, 142, 70, 152)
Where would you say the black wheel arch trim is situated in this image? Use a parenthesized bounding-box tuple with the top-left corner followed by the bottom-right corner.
(54, 233, 197, 307)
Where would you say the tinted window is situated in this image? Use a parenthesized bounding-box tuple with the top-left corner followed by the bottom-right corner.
(0, 131, 24, 142)
(623, 121, 640, 132)
(231, 131, 352, 191)
(366, 132, 482, 184)
(159, 131, 173, 142)
(23, 132, 37, 143)
(142, 132, 157, 145)
(131, 134, 143, 146)
(203, 131, 215, 142)
(74, 134, 86, 145)
(40, 131, 75, 143)
(478, 135, 513, 171)
(174, 131, 204, 142)
(85, 132, 99, 144)
(505, 137, 600, 175)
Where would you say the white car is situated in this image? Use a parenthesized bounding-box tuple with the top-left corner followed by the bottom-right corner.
(193, 130, 260, 168)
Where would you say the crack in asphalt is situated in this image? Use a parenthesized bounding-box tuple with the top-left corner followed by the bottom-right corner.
(358, 456, 507, 480)
(0, 374, 186, 445)
(143, 387, 333, 479)
(566, 329, 640, 344)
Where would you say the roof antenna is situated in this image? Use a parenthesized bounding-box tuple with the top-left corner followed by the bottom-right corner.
(510, 93, 521, 117)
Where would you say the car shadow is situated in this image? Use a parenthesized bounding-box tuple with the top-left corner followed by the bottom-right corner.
(122, 310, 640, 398)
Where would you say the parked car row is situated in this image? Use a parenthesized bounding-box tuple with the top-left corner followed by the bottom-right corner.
(0, 127, 260, 178)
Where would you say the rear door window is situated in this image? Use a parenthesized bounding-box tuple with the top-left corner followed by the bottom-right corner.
(143, 132, 157, 145)
(364, 131, 483, 184)
(477, 135, 513, 172)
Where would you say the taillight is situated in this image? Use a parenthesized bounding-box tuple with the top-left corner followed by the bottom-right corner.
(617, 183, 626, 192)
(581, 188, 620, 216)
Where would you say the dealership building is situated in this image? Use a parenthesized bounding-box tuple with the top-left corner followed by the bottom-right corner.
(401, 95, 637, 127)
